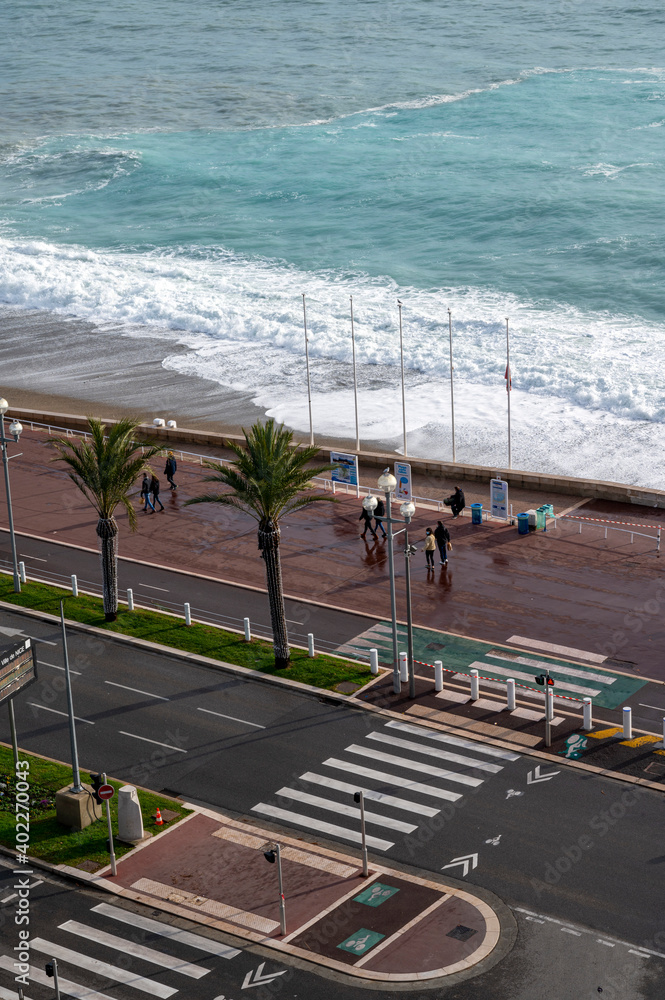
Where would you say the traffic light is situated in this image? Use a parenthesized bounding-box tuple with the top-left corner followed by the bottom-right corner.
(91, 773, 103, 804)
(264, 849, 276, 864)
(535, 674, 555, 687)
(45, 961, 55, 977)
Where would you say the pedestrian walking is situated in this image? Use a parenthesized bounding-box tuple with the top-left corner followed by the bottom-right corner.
(373, 497, 387, 538)
(444, 486, 466, 518)
(359, 505, 377, 540)
(150, 474, 165, 512)
(434, 520, 451, 565)
(164, 451, 178, 490)
(140, 473, 155, 513)
(424, 527, 436, 570)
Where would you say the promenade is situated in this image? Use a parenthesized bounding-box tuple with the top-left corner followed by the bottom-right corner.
(1, 428, 664, 681)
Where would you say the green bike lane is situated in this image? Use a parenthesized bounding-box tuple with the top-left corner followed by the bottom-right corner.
(336, 621, 657, 722)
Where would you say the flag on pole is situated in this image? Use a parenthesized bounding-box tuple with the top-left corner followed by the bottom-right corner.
(504, 365, 512, 391)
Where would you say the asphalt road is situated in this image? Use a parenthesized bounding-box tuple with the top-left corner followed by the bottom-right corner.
(1, 862, 661, 999)
(0, 607, 664, 969)
(3, 530, 665, 734)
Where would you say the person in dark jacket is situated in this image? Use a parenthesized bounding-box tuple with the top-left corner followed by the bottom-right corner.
(445, 486, 465, 518)
(140, 473, 155, 513)
(434, 520, 451, 565)
(150, 474, 165, 512)
(359, 506, 377, 540)
(164, 452, 177, 490)
(373, 497, 387, 538)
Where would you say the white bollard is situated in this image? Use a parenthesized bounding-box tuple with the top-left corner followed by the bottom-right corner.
(434, 660, 443, 692)
(184, 602, 192, 626)
(583, 697, 593, 731)
(244, 617, 251, 641)
(662, 716, 665, 748)
(308, 633, 315, 657)
(370, 648, 379, 675)
(470, 668, 480, 701)
(18, 561, 26, 584)
(71, 574, 78, 597)
(399, 651, 408, 684)
(506, 678, 516, 711)
(622, 706, 632, 740)
(126, 588, 134, 611)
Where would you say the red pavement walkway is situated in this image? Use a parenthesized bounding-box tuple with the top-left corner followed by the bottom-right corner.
(2, 429, 664, 680)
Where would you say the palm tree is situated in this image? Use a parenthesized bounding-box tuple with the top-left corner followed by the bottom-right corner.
(52, 417, 162, 621)
(186, 419, 335, 668)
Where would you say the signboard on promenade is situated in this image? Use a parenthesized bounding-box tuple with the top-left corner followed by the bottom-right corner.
(330, 452, 359, 487)
(490, 478, 509, 520)
(0, 638, 38, 706)
(394, 462, 412, 502)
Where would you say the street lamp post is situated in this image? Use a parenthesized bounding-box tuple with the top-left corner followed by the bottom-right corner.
(264, 844, 287, 935)
(0, 398, 23, 593)
(400, 501, 417, 699)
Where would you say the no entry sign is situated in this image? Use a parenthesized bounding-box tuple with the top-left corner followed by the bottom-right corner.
(98, 784, 114, 801)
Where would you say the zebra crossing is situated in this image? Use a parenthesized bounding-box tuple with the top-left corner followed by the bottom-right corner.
(251, 719, 520, 852)
(0, 899, 240, 999)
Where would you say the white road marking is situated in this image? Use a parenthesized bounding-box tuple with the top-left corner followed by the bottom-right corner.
(29, 703, 94, 724)
(118, 732, 187, 752)
(40, 660, 81, 675)
(275, 787, 417, 833)
(59, 920, 209, 976)
(30, 938, 177, 997)
(0, 986, 35, 1000)
(386, 720, 520, 760)
(251, 803, 394, 850)
(638, 703, 665, 712)
(20, 554, 47, 562)
(598, 939, 615, 947)
(515, 908, 665, 960)
(629, 949, 651, 958)
(488, 651, 614, 686)
(28, 636, 57, 646)
(0, 893, 17, 904)
(106, 681, 169, 701)
(323, 758, 463, 802)
(139, 583, 170, 592)
(507, 635, 606, 664)
(525, 915, 545, 923)
(0, 955, 116, 999)
(368, 731, 503, 773)
(345, 745, 483, 787)
(560, 927, 581, 936)
(474, 677, 581, 708)
(197, 707, 264, 729)
(463, 661, 600, 698)
(90, 902, 240, 957)
(300, 772, 440, 816)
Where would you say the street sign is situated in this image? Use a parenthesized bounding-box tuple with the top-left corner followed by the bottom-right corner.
(394, 461, 412, 501)
(98, 784, 114, 801)
(0, 638, 37, 707)
(490, 478, 509, 519)
(330, 451, 359, 487)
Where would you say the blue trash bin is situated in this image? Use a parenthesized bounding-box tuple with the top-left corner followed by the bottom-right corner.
(471, 503, 483, 525)
(517, 513, 530, 535)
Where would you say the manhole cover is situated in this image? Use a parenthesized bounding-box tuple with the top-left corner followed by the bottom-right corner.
(425, 642, 446, 652)
(447, 925, 478, 942)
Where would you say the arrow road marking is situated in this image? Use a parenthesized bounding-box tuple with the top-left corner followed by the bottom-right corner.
(441, 853, 478, 877)
(485, 835, 501, 846)
(242, 963, 288, 990)
(527, 765, 560, 785)
(506, 788, 523, 799)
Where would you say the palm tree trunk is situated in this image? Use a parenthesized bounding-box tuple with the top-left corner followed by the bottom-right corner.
(259, 518, 290, 668)
(96, 516, 119, 621)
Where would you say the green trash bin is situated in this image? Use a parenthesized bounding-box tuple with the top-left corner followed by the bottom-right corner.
(471, 503, 483, 525)
(536, 506, 547, 531)
(517, 513, 529, 535)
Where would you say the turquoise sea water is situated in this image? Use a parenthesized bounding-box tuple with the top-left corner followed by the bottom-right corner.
(1, 2, 664, 482)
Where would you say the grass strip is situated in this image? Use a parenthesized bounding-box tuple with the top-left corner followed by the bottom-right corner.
(0, 576, 371, 690)
(0, 744, 190, 868)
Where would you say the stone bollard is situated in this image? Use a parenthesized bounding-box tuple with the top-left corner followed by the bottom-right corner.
(583, 697, 593, 731)
(399, 652, 408, 684)
(622, 707, 632, 740)
(434, 660, 443, 693)
(184, 602, 192, 626)
(308, 633, 315, 657)
(370, 648, 379, 675)
(506, 679, 516, 711)
(71, 574, 78, 597)
(470, 669, 480, 701)
(126, 588, 134, 611)
(244, 617, 251, 641)
(117, 785, 148, 844)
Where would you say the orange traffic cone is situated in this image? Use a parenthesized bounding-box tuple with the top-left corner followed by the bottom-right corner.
(154, 808, 164, 826)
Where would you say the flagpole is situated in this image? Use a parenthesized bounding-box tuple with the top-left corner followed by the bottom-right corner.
(350, 295, 360, 453)
(398, 299, 407, 457)
(448, 308, 456, 463)
(302, 293, 314, 446)
(506, 316, 512, 469)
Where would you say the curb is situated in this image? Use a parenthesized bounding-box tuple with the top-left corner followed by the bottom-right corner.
(2, 600, 664, 794)
(0, 805, 516, 988)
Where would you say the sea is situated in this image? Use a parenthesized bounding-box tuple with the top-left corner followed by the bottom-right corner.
(1, 1, 664, 486)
